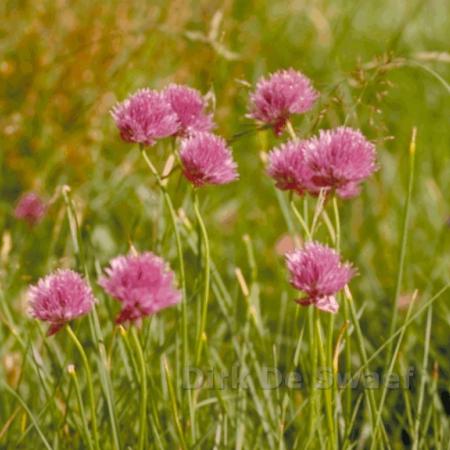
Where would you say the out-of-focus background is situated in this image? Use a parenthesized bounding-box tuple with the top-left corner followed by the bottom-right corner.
(1, 0, 449, 447)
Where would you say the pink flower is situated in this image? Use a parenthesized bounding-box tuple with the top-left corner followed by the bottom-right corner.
(99, 252, 181, 324)
(180, 132, 239, 187)
(267, 140, 313, 195)
(285, 242, 355, 313)
(111, 88, 178, 146)
(14, 192, 47, 225)
(28, 269, 95, 335)
(248, 68, 318, 135)
(305, 127, 377, 198)
(163, 84, 214, 136)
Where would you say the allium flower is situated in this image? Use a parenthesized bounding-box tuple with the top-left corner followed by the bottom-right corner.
(285, 242, 355, 313)
(163, 84, 214, 136)
(179, 132, 239, 187)
(28, 269, 95, 335)
(111, 88, 178, 146)
(99, 252, 181, 324)
(267, 140, 313, 195)
(248, 68, 318, 135)
(14, 192, 47, 225)
(305, 127, 377, 198)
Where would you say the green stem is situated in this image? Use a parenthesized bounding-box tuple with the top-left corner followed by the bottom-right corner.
(286, 120, 297, 140)
(290, 199, 312, 241)
(68, 365, 94, 450)
(131, 327, 148, 450)
(412, 306, 432, 449)
(141, 149, 188, 366)
(193, 190, 211, 365)
(163, 357, 188, 450)
(66, 326, 100, 450)
(386, 129, 416, 364)
(371, 129, 416, 448)
(316, 316, 336, 448)
(308, 307, 317, 438)
(332, 197, 351, 426)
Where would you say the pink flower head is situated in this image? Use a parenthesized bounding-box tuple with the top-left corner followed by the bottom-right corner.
(267, 140, 313, 195)
(163, 84, 214, 136)
(285, 242, 355, 313)
(248, 68, 318, 135)
(99, 252, 181, 324)
(111, 88, 178, 146)
(14, 192, 47, 225)
(305, 127, 377, 198)
(28, 269, 95, 335)
(180, 132, 239, 187)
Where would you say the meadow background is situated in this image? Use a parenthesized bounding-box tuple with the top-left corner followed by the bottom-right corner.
(0, 0, 449, 448)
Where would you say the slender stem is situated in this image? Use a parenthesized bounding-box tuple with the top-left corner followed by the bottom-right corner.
(308, 307, 318, 438)
(332, 197, 341, 251)
(316, 316, 336, 448)
(290, 199, 312, 241)
(413, 306, 432, 449)
(193, 190, 211, 365)
(372, 129, 416, 448)
(131, 327, 148, 450)
(141, 148, 188, 366)
(386, 128, 416, 364)
(66, 326, 100, 450)
(68, 365, 94, 450)
(286, 120, 297, 140)
(163, 357, 188, 450)
(332, 196, 351, 425)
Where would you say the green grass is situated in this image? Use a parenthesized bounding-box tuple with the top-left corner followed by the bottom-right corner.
(1, 0, 449, 448)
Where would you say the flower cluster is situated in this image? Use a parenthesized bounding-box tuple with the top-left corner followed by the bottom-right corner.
(14, 192, 47, 225)
(27, 67, 378, 335)
(28, 252, 181, 334)
(180, 132, 239, 187)
(267, 140, 311, 195)
(248, 68, 318, 135)
(112, 85, 214, 146)
(163, 84, 214, 136)
(28, 269, 95, 335)
(267, 127, 377, 199)
(111, 88, 178, 146)
(112, 84, 238, 188)
(99, 252, 181, 324)
(246, 70, 377, 312)
(285, 243, 355, 313)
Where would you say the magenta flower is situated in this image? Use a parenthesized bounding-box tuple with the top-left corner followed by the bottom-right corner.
(267, 140, 313, 195)
(28, 269, 95, 335)
(163, 84, 214, 136)
(285, 242, 355, 313)
(99, 252, 181, 324)
(305, 127, 377, 198)
(180, 132, 239, 187)
(111, 88, 178, 146)
(14, 192, 47, 225)
(248, 68, 318, 135)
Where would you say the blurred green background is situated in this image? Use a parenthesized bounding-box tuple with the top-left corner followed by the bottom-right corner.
(0, 0, 449, 446)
